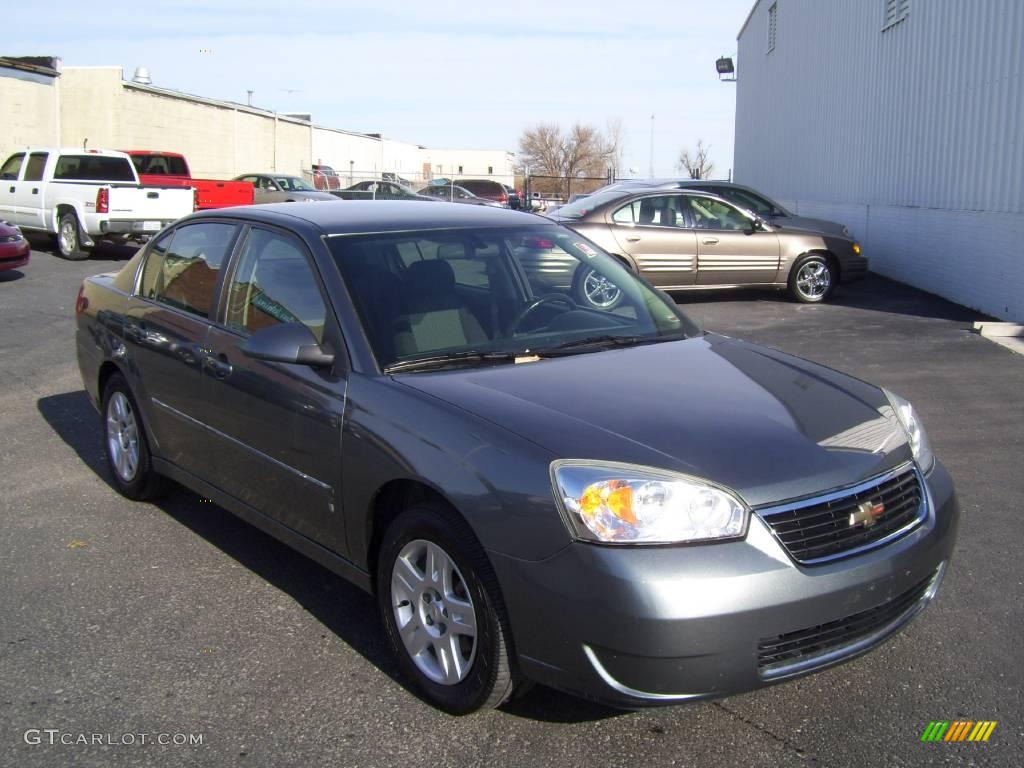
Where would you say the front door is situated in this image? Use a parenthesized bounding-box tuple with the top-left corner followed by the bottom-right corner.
(607, 194, 697, 289)
(684, 194, 781, 285)
(124, 221, 240, 477)
(202, 226, 347, 553)
(15, 152, 49, 229)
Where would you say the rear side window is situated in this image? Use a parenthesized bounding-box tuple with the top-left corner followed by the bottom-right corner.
(53, 155, 136, 182)
(23, 153, 48, 182)
(0, 153, 24, 180)
(224, 228, 327, 342)
(139, 222, 238, 317)
(130, 154, 189, 176)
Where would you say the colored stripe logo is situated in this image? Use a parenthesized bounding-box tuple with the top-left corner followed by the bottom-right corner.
(921, 721, 997, 742)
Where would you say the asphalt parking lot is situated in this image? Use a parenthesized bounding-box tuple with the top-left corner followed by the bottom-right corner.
(1, 241, 1021, 768)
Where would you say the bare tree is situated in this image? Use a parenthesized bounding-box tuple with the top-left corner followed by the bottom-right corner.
(677, 140, 715, 179)
(518, 120, 623, 199)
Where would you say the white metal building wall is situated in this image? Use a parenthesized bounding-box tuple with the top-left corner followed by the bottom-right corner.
(735, 0, 1024, 321)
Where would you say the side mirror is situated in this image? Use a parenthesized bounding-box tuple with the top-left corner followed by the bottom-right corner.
(240, 322, 335, 367)
(747, 216, 769, 234)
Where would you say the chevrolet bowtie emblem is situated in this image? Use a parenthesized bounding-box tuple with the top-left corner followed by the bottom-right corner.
(849, 500, 885, 528)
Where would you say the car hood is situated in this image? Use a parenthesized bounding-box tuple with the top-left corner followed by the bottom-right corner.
(772, 214, 850, 238)
(396, 334, 911, 507)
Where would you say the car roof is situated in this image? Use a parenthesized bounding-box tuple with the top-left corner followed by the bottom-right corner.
(189, 200, 555, 235)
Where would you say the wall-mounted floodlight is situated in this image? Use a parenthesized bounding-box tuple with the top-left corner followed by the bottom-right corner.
(716, 57, 737, 82)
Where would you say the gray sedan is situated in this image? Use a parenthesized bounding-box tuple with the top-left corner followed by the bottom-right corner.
(74, 202, 957, 714)
(233, 173, 339, 204)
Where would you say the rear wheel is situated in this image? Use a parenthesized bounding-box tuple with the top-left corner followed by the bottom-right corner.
(377, 503, 516, 714)
(56, 212, 90, 261)
(788, 254, 835, 303)
(101, 373, 168, 500)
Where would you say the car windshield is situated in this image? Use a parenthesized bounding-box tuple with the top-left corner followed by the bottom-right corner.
(714, 187, 789, 217)
(327, 226, 698, 371)
(551, 188, 632, 219)
(277, 176, 316, 191)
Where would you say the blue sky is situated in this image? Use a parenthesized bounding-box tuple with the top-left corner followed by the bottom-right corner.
(12, 0, 755, 177)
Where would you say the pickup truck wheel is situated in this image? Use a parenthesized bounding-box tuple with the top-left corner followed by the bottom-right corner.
(56, 212, 90, 261)
(101, 373, 168, 500)
(377, 503, 516, 714)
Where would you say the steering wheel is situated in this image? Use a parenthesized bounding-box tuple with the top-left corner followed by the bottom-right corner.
(509, 293, 578, 334)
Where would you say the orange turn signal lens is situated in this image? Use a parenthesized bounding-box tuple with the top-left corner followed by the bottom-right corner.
(852, 242, 861, 255)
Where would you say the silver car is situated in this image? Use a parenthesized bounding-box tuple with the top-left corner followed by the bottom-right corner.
(548, 187, 867, 309)
(233, 173, 339, 204)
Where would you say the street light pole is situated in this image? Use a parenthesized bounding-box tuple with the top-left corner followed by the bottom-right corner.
(649, 114, 655, 178)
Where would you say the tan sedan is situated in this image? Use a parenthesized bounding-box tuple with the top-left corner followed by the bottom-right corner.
(548, 188, 867, 308)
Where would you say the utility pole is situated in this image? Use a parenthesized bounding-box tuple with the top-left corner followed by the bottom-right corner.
(649, 114, 655, 178)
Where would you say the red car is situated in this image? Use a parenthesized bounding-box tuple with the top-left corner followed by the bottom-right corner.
(0, 220, 30, 272)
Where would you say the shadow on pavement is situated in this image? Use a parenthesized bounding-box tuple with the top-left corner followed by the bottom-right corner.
(36, 389, 622, 724)
(671, 274, 988, 324)
(0, 268, 26, 282)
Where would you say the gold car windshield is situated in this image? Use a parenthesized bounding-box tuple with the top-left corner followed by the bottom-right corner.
(327, 227, 698, 370)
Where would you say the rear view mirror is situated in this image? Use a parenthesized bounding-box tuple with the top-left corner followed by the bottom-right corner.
(240, 322, 335, 367)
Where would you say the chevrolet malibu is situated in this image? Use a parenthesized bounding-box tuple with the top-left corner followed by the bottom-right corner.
(75, 202, 957, 713)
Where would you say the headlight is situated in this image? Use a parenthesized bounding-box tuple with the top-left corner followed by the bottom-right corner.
(883, 390, 935, 473)
(852, 241, 861, 255)
(551, 461, 748, 544)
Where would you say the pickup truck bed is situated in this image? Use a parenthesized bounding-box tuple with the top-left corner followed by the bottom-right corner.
(126, 151, 254, 210)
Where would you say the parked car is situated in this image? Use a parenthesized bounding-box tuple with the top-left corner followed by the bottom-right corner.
(75, 201, 956, 714)
(593, 179, 854, 238)
(311, 164, 342, 191)
(124, 151, 254, 210)
(0, 148, 195, 260)
(416, 184, 501, 206)
(455, 179, 509, 206)
(233, 173, 339, 204)
(333, 181, 434, 201)
(549, 187, 867, 308)
(0, 219, 30, 272)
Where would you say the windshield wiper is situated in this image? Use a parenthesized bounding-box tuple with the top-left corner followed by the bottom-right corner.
(384, 350, 520, 374)
(533, 332, 687, 357)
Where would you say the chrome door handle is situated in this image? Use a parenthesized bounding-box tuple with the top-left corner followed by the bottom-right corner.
(702, 237, 720, 245)
(203, 354, 233, 379)
(626, 236, 641, 242)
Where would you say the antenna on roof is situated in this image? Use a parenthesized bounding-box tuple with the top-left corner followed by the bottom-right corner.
(83, 138, 88, 150)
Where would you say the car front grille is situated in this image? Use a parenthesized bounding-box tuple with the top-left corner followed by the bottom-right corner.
(756, 463, 926, 565)
(757, 566, 941, 677)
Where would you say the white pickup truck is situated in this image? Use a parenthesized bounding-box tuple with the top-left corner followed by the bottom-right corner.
(0, 148, 195, 260)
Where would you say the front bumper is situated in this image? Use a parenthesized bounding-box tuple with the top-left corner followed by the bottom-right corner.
(490, 460, 958, 707)
(0, 242, 30, 271)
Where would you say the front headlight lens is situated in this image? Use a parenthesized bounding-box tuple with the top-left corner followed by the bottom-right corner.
(883, 390, 935, 473)
(552, 462, 748, 544)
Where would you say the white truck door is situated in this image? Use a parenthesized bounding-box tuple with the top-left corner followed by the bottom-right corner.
(15, 152, 50, 230)
(0, 152, 25, 223)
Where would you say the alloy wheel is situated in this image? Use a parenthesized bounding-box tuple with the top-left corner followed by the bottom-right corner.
(795, 260, 832, 300)
(583, 269, 622, 309)
(106, 391, 140, 482)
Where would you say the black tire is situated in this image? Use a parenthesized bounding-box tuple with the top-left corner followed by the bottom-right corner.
(788, 253, 836, 303)
(101, 373, 168, 500)
(376, 502, 516, 714)
(572, 265, 624, 310)
(56, 212, 91, 261)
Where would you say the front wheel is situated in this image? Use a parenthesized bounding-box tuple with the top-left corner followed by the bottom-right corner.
(377, 503, 516, 714)
(56, 212, 91, 261)
(788, 254, 836, 303)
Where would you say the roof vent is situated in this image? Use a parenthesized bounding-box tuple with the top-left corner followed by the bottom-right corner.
(132, 66, 152, 85)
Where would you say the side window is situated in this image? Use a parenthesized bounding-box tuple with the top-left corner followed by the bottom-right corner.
(0, 153, 25, 180)
(143, 223, 238, 317)
(612, 201, 639, 224)
(684, 196, 752, 231)
(23, 153, 48, 182)
(225, 229, 327, 342)
(138, 229, 176, 299)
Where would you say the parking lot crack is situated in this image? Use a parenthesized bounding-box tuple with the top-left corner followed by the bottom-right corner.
(712, 701, 825, 765)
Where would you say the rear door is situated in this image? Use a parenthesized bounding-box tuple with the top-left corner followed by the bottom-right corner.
(15, 152, 50, 229)
(684, 194, 781, 286)
(123, 221, 240, 477)
(607, 194, 697, 288)
(201, 225, 347, 552)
